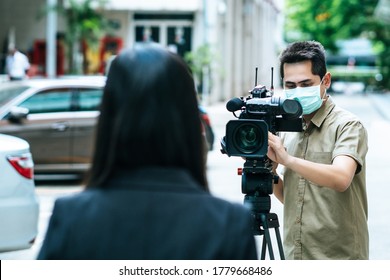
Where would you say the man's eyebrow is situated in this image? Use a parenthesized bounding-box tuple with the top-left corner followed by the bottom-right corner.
(285, 79, 313, 85)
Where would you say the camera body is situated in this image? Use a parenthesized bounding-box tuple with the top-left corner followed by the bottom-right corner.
(220, 84, 303, 217)
(221, 85, 303, 159)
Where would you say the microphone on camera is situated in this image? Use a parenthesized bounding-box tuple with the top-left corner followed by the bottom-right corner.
(226, 97, 244, 112)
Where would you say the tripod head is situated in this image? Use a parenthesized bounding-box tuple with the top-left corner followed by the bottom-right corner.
(239, 157, 286, 260)
(240, 157, 278, 235)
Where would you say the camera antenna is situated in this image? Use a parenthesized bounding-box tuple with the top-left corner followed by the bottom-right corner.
(270, 67, 274, 92)
(254, 67, 258, 87)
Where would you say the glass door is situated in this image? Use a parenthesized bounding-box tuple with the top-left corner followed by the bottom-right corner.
(134, 14, 193, 57)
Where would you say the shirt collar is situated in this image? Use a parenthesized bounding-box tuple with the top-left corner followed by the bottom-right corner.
(310, 95, 335, 128)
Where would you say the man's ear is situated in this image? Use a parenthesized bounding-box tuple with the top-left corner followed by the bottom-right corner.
(323, 72, 331, 89)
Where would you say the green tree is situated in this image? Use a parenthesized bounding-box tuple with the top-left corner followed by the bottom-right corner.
(184, 44, 214, 95)
(284, 0, 390, 90)
(43, 0, 109, 74)
(372, 0, 390, 90)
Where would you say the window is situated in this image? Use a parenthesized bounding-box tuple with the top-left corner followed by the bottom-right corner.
(77, 88, 103, 111)
(0, 86, 29, 106)
(19, 89, 72, 114)
(135, 26, 160, 43)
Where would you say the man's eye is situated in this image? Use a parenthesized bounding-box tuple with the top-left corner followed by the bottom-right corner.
(285, 85, 296, 89)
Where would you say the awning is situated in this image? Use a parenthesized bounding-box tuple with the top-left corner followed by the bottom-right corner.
(104, 0, 201, 11)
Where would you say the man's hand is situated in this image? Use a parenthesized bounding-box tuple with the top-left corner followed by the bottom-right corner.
(267, 132, 291, 166)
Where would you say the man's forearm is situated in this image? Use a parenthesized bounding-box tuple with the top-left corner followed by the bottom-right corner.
(284, 155, 356, 192)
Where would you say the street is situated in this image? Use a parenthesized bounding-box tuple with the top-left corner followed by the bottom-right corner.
(1, 92, 390, 260)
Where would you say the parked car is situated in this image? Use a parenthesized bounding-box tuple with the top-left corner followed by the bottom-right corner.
(0, 77, 214, 176)
(199, 105, 214, 151)
(0, 133, 39, 252)
(0, 77, 106, 176)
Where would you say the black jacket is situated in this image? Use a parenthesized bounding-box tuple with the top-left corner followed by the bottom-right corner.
(37, 167, 257, 260)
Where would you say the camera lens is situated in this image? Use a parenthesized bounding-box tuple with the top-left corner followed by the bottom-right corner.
(234, 123, 264, 154)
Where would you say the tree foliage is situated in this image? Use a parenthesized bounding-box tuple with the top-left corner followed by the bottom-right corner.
(63, 0, 109, 73)
(184, 44, 216, 94)
(284, 0, 390, 89)
(62, 0, 108, 46)
(42, 0, 109, 74)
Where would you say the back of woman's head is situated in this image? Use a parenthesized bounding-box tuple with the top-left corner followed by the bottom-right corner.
(88, 43, 207, 189)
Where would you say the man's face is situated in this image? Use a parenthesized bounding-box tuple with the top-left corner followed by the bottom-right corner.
(283, 60, 331, 118)
(283, 60, 324, 90)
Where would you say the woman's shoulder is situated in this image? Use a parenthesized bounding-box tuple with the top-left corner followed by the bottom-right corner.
(201, 193, 253, 219)
(53, 189, 103, 210)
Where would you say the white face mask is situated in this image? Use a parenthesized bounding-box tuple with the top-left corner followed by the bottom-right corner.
(284, 80, 325, 115)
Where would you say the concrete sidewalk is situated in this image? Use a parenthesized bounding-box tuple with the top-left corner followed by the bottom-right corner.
(369, 92, 390, 121)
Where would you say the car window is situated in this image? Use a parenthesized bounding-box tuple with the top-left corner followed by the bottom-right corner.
(18, 89, 73, 114)
(0, 86, 29, 106)
(77, 88, 103, 111)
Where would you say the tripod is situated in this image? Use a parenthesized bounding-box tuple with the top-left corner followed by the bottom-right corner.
(254, 212, 285, 260)
(241, 159, 285, 260)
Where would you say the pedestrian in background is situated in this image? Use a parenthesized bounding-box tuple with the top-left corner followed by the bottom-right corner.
(5, 44, 30, 80)
(267, 41, 369, 260)
(37, 43, 258, 260)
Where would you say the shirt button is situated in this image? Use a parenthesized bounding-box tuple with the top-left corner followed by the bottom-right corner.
(296, 218, 301, 224)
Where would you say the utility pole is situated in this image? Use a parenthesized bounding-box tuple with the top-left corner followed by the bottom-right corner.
(202, 0, 210, 105)
(46, 0, 57, 78)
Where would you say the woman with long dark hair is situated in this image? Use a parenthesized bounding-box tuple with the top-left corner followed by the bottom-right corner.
(38, 43, 257, 260)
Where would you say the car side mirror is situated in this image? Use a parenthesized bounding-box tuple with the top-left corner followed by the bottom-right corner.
(8, 107, 29, 123)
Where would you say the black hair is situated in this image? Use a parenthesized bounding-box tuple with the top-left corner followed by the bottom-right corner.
(279, 41, 327, 80)
(87, 43, 208, 190)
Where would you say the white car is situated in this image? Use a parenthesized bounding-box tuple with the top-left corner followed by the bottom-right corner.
(0, 133, 39, 252)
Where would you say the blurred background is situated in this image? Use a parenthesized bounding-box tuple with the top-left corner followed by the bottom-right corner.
(1, 0, 388, 100)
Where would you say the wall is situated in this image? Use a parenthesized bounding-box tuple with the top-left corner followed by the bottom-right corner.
(211, 0, 282, 103)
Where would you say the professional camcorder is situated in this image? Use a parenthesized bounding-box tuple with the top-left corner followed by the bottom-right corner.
(221, 84, 303, 159)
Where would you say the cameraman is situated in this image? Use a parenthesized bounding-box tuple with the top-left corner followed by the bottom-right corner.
(267, 41, 368, 259)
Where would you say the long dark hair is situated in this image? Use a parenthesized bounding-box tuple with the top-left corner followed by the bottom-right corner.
(87, 43, 208, 190)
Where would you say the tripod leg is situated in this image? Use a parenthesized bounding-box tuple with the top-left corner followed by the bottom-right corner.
(261, 235, 267, 260)
(263, 228, 275, 260)
(259, 212, 285, 260)
(274, 227, 285, 260)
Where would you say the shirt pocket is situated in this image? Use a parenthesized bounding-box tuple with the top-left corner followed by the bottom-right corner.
(304, 152, 332, 189)
(305, 151, 332, 164)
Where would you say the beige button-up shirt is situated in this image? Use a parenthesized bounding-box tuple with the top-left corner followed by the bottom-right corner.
(280, 96, 369, 259)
